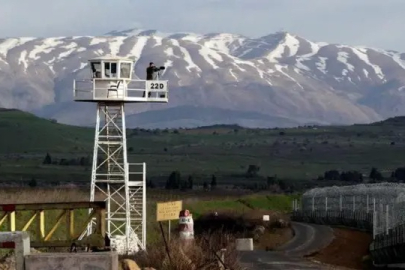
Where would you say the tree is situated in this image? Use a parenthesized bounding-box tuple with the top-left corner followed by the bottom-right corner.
(324, 170, 340, 180)
(340, 171, 363, 183)
(146, 179, 155, 188)
(43, 153, 52, 164)
(210, 175, 217, 189)
(187, 175, 194, 189)
(165, 171, 181, 189)
(203, 181, 209, 191)
(28, 177, 37, 188)
(246, 165, 260, 178)
(393, 167, 405, 181)
(266, 175, 277, 186)
(369, 167, 383, 182)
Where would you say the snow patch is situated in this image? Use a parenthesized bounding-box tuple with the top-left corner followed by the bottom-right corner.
(28, 38, 64, 60)
(171, 40, 201, 72)
(275, 64, 303, 89)
(90, 38, 107, 46)
(337, 51, 355, 71)
(164, 47, 175, 57)
(63, 42, 77, 50)
(181, 34, 203, 42)
(109, 36, 127, 55)
(198, 46, 220, 69)
(0, 37, 35, 57)
(351, 48, 385, 80)
(18, 50, 28, 71)
(284, 33, 300, 57)
(153, 36, 163, 47)
(129, 37, 148, 62)
(163, 59, 173, 68)
(72, 62, 88, 73)
(229, 69, 238, 81)
(316, 57, 327, 74)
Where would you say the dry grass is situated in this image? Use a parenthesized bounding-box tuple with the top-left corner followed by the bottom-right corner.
(129, 231, 242, 270)
(0, 187, 94, 204)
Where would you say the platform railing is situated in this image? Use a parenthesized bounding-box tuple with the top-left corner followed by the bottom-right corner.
(73, 79, 168, 102)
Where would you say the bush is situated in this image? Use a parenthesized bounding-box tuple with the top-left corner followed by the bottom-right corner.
(130, 232, 242, 270)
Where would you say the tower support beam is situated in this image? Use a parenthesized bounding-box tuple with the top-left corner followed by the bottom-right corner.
(87, 102, 145, 254)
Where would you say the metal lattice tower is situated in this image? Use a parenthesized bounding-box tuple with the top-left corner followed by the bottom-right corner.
(73, 56, 168, 254)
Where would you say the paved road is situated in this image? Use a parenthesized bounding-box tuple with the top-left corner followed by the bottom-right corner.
(239, 222, 335, 270)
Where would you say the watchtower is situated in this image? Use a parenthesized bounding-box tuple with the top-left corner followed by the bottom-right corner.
(73, 56, 168, 254)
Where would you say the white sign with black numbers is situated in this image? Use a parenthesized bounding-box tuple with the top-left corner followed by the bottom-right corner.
(146, 80, 167, 92)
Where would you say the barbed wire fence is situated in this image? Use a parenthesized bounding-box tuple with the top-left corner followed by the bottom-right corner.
(292, 183, 405, 238)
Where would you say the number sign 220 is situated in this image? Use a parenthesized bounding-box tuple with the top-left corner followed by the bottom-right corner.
(150, 82, 165, 89)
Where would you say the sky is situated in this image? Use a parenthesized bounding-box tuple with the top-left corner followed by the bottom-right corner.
(1, 0, 404, 51)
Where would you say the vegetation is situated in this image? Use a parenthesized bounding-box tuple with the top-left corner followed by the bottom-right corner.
(2, 109, 405, 190)
(0, 187, 296, 247)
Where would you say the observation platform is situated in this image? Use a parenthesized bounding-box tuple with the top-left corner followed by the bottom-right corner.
(73, 56, 168, 103)
(73, 79, 168, 103)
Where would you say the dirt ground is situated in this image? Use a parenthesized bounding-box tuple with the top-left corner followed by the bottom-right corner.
(307, 228, 372, 270)
(255, 227, 293, 250)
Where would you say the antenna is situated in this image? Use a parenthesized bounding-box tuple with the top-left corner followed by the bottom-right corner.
(73, 56, 169, 254)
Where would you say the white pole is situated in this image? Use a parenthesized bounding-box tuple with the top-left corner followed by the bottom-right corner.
(168, 220, 171, 241)
(312, 197, 315, 212)
(366, 194, 369, 213)
(386, 205, 389, 235)
(373, 198, 376, 213)
(353, 196, 355, 212)
(373, 210, 377, 239)
(340, 195, 342, 211)
(325, 197, 328, 213)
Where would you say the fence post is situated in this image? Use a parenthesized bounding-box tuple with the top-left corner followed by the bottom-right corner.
(366, 194, 369, 213)
(312, 197, 314, 212)
(373, 210, 377, 239)
(373, 197, 376, 213)
(353, 196, 355, 212)
(325, 197, 328, 213)
(339, 195, 342, 211)
(386, 204, 389, 235)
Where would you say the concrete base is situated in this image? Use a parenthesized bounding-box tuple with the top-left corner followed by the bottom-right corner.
(25, 252, 118, 270)
(0, 231, 31, 270)
(236, 238, 254, 251)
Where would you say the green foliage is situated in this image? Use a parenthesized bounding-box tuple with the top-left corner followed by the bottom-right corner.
(210, 175, 217, 189)
(28, 178, 37, 188)
(166, 171, 181, 189)
(4, 110, 405, 185)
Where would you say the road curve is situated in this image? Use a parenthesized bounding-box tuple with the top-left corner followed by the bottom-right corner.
(239, 222, 335, 270)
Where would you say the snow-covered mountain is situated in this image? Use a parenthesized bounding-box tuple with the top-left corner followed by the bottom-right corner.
(1, 28, 405, 128)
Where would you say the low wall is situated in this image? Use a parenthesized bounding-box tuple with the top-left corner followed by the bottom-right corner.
(25, 252, 118, 270)
(235, 238, 253, 251)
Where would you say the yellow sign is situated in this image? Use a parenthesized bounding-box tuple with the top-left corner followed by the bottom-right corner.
(156, 200, 183, 221)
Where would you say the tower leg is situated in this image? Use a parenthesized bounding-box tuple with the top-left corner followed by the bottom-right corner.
(86, 102, 144, 254)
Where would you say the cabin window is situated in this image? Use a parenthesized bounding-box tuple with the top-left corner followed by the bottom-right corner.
(91, 62, 101, 78)
(104, 62, 117, 78)
(120, 63, 131, 78)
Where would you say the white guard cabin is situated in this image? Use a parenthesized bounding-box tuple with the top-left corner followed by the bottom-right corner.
(73, 56, 168, 103)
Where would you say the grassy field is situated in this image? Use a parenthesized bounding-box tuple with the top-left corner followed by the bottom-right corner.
(1, 109, 405, 187)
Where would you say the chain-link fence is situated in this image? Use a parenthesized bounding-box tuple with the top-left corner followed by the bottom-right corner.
(293, 183, 405, 238)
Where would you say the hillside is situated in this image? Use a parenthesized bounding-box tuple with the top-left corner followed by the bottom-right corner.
(1, 29, 405, 128)
(1, 109, 405, 186)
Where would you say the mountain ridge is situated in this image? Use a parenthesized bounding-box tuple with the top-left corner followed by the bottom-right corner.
(1, 28, 405, 128)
